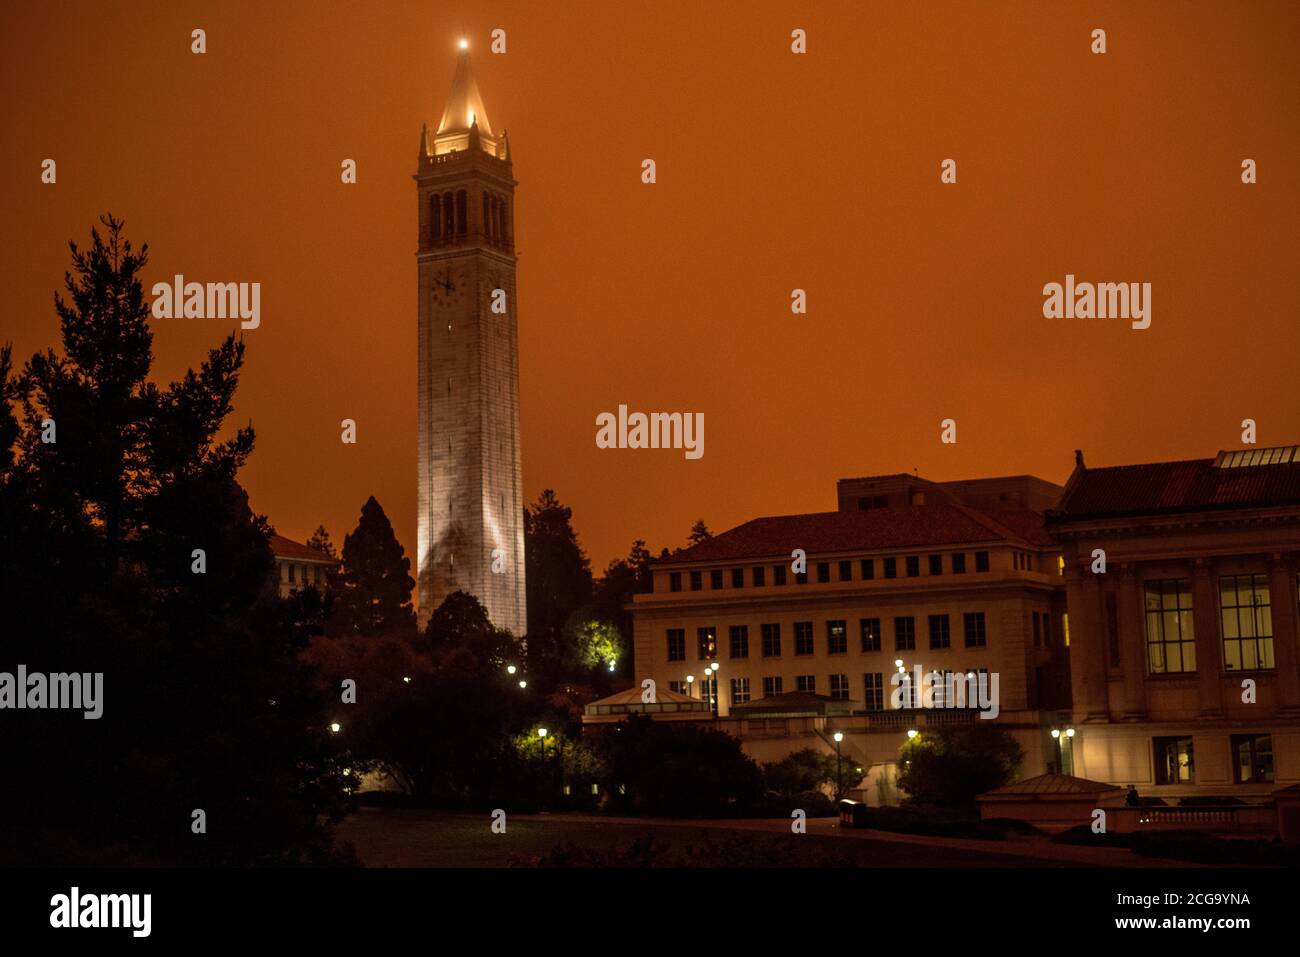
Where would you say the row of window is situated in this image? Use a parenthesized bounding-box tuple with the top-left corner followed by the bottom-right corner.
(283, 562, 327, 586)
(1154, 734, 1274, 785)
(427, 189, 509, 242)
(668, 670, 989, 709)
(667, 551, 992, 593)
(666, 613, 989, 662)
(1141, 574, 1286, 674)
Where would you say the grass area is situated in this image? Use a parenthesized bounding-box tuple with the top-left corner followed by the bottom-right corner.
(334, 807, 1065, 867)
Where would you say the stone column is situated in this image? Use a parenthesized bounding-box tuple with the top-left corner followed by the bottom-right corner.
(1118, 565, 1148, 719)
(1191, 559, 1224, 718)
(1268, 554, 1300, 715)
(1069, 563, 1110, 722)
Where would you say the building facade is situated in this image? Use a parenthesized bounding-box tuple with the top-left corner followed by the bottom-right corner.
(631, 473, 1071, 799)
(270, 534, 338, 599)
(415, 42, 527, 634)
(1048, 447, 1300, 801)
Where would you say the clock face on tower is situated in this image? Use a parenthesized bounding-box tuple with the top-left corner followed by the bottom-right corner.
(430, 266, 466, 308)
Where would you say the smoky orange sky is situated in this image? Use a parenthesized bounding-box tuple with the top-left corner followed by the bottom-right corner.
(2, 1, 1298, 579)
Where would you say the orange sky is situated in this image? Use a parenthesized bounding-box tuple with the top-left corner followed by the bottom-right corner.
(2, 1, 1298, 574)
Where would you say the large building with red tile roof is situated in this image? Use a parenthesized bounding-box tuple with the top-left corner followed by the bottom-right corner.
(630, 471, 1072, 801)
(1047, 446, 1300, 802)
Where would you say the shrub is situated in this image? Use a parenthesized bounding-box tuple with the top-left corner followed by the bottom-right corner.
(897, 725, 1023, 809)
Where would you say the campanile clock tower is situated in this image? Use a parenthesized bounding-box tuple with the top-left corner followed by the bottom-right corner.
(415, 40, 526, 635)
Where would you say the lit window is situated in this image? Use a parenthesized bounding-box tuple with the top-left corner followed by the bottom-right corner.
(1144, 580, 1195, 674)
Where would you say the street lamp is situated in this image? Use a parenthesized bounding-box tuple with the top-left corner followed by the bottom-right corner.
(709, 661, 721, 718)
(507, 665, 517, 675)
(329, 722, 341, 734)
(518, 679, 527, 689)
(1050, 727, 1075, 774)
(832, 731, 844, 800)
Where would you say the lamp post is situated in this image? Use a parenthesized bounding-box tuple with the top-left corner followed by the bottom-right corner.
(1050, 727, 1075, 775)
(832, 730, 844, 800)
(709, 661, 720, 718)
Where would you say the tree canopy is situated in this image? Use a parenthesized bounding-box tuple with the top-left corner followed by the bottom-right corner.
(0, 216, 350, 865)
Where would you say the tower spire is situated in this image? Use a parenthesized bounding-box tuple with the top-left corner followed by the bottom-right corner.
(437, 41, 493, 138)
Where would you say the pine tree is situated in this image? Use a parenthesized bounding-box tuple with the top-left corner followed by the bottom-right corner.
(331, 495, 417, 636)
(523, 488, 593, 641)
(688, 519, 713, 545)
(0, 216, 350, 865)
(306, 524, 337, 559)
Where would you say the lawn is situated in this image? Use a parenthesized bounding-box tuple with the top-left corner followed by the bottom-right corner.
(334, 807, 1065, 867)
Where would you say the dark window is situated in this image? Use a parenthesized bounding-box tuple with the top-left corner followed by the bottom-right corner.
(829, 674, 850, 700)
(894, 616, 915, 651)
(975, 551, 990, 572)
(1232, 734, 1274, 783)
(838, 560, 853, 582)
(794, 621, 814, 656)
(729, 625, 749, 659)
(667, 629, 685, 661)
(773, 565, 787, 586)
(752, 566, 766, 587)
(928, 614, 951, 649)
(963, 612, 986, 648)
(1043, 613, 1053, 646)
(731, 567, 745, 588)
(1105, 591, 1120, 667)
(817, 562, 830, 583)
(430, 193, 441, 239)
(456, 190, 468, 235)
(697, 627, 716, 660)
(929, 555, 943, 576)
(669, 572, 682, 593)
(689, 571, 702, 591)
(288, 564, 296, 583)
(827, 620, 847, 655)
(1153, 736, 1195, 784)
(796, 675, 816, 693)
(795, 568, 809, 585)
(763, 676, 783, 697)
(952, 552, 966, 574)
(863, 673, 884, 711)
(1144, 579, 1197, 674)
(906, 556, 920, 577)
(710, 569, 724, 590)
(761, 623, 781, 658)
(884, 558, 897, 579)
(1032, 611, 1041, 647)
(1219, 574, 1274, 671)
(860, 617, 881, 652)
(861, 559, 875, 580)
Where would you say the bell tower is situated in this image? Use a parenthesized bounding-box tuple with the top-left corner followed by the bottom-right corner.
(415, 39, 526, 636)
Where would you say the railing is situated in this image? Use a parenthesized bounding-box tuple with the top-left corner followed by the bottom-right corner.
(1107, 804, 1277, 834)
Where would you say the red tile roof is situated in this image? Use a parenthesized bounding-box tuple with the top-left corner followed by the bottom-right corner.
(269, 534, 337, 563)
(1051, 454, 1300, 520)
(658, 504, 1042, 565)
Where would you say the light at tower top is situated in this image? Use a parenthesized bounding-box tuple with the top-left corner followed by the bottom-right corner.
(425, 36, 508, 160)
